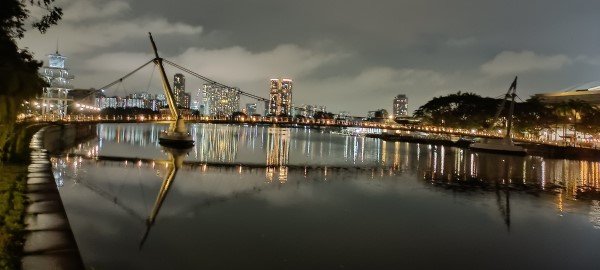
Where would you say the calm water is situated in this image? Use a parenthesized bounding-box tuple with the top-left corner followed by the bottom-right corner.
(53, 123, 600, 269)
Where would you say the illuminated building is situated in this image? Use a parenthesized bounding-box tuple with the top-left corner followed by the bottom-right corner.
(182, 92, 191, 109)
(192, 88, 202, 110)
(246, 103, 257, 115)
(534, 82, 600, 105)
(173, 73, 186, 108)
(202, 83, 240, 117)
(268, 78, 293, 116)
(298, 104, 326, 118)
(38, 50, 74, 119)
(156, 94, 167, 107)
(393, 94, 408, 117)
(94, 92, 166, 111)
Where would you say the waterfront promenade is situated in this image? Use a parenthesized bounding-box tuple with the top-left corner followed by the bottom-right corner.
(21, 116, 600, 153)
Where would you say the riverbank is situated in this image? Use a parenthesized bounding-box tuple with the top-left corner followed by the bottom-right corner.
(20, 124, 95, 269)
(0, 124, 45, 269)
(0, 123, 95, 270)
(367, 133, 600, 160)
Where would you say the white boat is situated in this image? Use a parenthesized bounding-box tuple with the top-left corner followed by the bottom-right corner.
(469, 76, 527, 156)
(470, 138, 526, 155)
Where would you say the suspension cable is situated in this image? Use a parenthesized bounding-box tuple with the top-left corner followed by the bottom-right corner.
(97, 59, 155, 90)
(73, 59, 155, 102)
(164, 58, 342, 116)
(163, 59, 269, 102)
(146, 65, 157, 93)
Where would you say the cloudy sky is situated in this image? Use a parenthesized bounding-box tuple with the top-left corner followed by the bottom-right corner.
(19, 0, 600, 115)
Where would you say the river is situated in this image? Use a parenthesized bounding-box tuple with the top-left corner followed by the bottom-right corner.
(52, 123, 600, 269)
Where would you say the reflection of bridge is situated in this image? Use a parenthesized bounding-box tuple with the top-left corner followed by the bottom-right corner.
(55, 153, 271, 249)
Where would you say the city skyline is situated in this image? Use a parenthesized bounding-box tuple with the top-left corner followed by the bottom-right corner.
(17, 0, 600, 115)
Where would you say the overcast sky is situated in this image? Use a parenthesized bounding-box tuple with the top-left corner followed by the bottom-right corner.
(19, 0, 600, 115)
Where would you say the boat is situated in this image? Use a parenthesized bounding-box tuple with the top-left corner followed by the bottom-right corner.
(470, 138, 526, 155)
(148, 33, 194, 148)
(470, 76, 527, 156)
(158, 130, 194, 148)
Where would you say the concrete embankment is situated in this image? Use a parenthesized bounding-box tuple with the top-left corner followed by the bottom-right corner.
(21, 123, 96, 270)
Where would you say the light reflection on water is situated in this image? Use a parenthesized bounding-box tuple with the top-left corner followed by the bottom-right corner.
(71, 123, 600, 196)
(53, 123, 600, 269)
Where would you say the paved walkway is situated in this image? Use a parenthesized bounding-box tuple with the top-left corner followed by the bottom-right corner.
(21, 128, 84, 270)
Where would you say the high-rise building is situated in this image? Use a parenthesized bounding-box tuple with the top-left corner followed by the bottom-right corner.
(298, 104, 327, 118)
(192, 88, 202, 110)
(38, 51, 74, 118)
(202, 84, 240, 117)
(268, 78, 293, 116)
(393, 94, 408, 117)
(264, 101, 270, 116)
(182, 92, 191, 109)
(246, 103, 257, 115)
(173, 73, 185, 108)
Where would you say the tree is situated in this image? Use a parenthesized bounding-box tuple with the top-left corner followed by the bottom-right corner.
(0, 0, 62, 161)
(513, 97, 554, 137)
(230, 111, 247, 120)
(414, 92, 499, 129)
(313, 111, 334, 119)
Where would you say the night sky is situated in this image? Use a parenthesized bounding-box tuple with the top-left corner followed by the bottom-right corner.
(19, 0, 600, 115)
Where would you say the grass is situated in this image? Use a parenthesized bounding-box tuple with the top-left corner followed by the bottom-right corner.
(0, 165, 27, 270)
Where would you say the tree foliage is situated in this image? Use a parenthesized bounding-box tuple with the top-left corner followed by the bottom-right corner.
(100, 107, 159, 116)
(0, 0, 62, 161)
(313, 111, 335, 119)
(415, 91, 600, 138)
(414, 92, 500, 129)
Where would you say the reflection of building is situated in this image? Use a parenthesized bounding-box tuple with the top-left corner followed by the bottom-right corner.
(393, 94, 408, 117)
(38, 51, 74, 118)
(196, 125, 238, 162)
(268, 78, 293, 116)
(266, 128, 290, 183)
(202, 84, 240, 117)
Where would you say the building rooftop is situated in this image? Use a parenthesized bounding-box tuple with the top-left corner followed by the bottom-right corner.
(534, 81, 600, 105)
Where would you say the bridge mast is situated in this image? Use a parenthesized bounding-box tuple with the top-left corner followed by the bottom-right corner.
(148, 32, 186, 134)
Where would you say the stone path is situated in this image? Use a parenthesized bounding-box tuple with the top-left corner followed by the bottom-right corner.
(21, 128, 84, 270)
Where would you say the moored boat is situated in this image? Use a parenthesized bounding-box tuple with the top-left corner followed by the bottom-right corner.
(470, 138, 526, 155)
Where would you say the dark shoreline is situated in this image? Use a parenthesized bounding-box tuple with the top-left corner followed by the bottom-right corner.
(367, 133, 600, 161)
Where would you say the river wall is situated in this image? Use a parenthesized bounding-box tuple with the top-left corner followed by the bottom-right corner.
(22, 123, 96, 270)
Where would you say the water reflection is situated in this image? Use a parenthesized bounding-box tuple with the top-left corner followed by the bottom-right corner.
(68, 124, 600, 201)
(58, 124, 600, 232)
(140, 147, 188, 248)
(52, 124, 600, 269)
(266, 128, 290, 183)
(194, 125, 239, 162)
